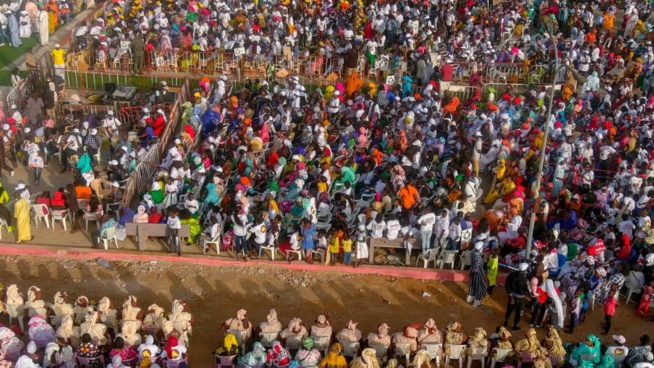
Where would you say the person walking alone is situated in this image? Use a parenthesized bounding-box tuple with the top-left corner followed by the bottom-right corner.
(466, 241, 488, 307)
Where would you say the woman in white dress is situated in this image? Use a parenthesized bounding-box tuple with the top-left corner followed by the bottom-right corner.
(18, 11, 31, 38)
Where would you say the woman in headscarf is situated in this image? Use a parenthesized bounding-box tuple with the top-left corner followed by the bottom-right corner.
(267, 341, 290, 367)
(96, 296, 118, 334)
(467, 241, 488, 307)
(366, 323, 391, 348)
(143, 304, 165, 334)
(137, 335, 161, 366)
(56, 314, 80, 345)
(494, 327, 513, 350)
(238, 341, 265, 367)
(27, 315, 55, 348)
(336, 320, 361, 343)
(80, 312, 109, 347)
(417, 319, 442, 345)
(280, 317, 309, 342)
(24, 286, 47, 319)
(0, 326, 24, 364)
(14, 342, 38, 368)
(310, 315, 332, 338)
(541, 326, 566, 364)
(214, 333, 240, 356)
(259, 309, 283, 337)
(50, 291, 73, 327)
(119, 295, 143, 329)
(133, 205, 149, 223)
(223, 308, 253, 346)
(514, 328, 542, 355)
(570, 334, 601, 366)
(75, 333, 103, 368)
(319, 343, 347, 368)
(350, 348, 380, 368)
(391, 325, 419, 353)
(169, 300, 193, 347)
(13, 189, 31, 243)
(543, 279, 564, 329)
(5, 284, 24, 332)
(444, 322, 467, 345)
(109, 336, 137, 362)
(296, 337, 322, 367)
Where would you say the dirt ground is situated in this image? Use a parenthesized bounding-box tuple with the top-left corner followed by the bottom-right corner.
(0, 255, 648, 367)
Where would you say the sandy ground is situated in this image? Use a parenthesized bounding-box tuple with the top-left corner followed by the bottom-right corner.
(0, 255, 649, 367)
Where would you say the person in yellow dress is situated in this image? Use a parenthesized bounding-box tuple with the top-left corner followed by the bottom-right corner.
(14, 190, 31, 243)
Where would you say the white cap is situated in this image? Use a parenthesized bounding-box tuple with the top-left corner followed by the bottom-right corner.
(24, 127, 31, 134)
(109, 160, 118, 165)
(10, 104, 16, 109)
(174, 138, 181, 145)
(2, 124, 8, 130)
(474, 241, 484, 251)
(157, 109, 164, 114)
(15, 183, 25, 190)
(107, 110, 114, 115)
(161, 81, 167, 87)
(111, 182, 119, 188)
(90, 128, 97, 135)
(120, 146, 128, 151)
(518, 262, 529, 271)
(220, 75, 228, 81)
(142, 107, 150, 114)
(73, 128, 80, 133)
(54, 43, 60, 48)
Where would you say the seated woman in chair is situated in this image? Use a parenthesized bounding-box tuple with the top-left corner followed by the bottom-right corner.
(222, 308, 253, 343)
(391, 325, 419, 354)
(258, 309, 283, 339)
(295, 338, 322, 367)
(267, 341, 291, 367)
(280, 318, 309, 346)
(79, 312, 110, 350)
(336, 320, 361, 345)
(366, 323, 391, 349)
(416, 319, 442, 346)
(310, 315, 333, 339)
(75, 333, 103, 367)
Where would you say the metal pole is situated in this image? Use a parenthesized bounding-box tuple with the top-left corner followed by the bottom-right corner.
(525, 37, 559, 260)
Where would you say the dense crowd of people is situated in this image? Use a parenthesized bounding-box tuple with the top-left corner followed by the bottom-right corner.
(0, 284, 192, 367)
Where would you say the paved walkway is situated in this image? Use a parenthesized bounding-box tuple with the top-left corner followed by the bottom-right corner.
(0, 241, 508, 282)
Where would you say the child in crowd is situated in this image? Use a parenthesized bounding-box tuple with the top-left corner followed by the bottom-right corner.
(342, 232, 353, 266)
(326, 229, 340, 265)
(355, 232, 368, 267)
(565, 289, 582, 334)
(487, 247, 499, 295)
(166, 208, 182, 256)
(637, 280, 654, 318)
(602, 284, 619, 335)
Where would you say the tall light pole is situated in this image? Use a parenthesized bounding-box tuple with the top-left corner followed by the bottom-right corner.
(524, 37, 586, 260)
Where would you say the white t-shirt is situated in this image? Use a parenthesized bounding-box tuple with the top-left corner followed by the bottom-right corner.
(417, 213, 436, 232)
(250, 223, 267, 244)
(289, 231, 301, 250)
(386, 220, 401, 240)
(367, 220, 386, 239)
(232, 213, 248, 236)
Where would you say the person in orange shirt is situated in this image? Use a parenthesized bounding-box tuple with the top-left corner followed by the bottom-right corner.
(75, 181, 92, 200)
(585, 28, 597, 45)
(345, 71, 364, 97)
(397, 182, 420, 212)
(603, 11, 615, 30)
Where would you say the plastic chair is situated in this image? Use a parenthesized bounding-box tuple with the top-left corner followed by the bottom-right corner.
(459, 251, 472, 270)
(517, 352, 534, 368)
(202, 230, 222, 255)
(608, 347, 629, 368)
(466, 347, 487, 368)
(370, 344, 390, 362)
(74, 354, 105, 368)
(286, 248, 303, 262)
(489, 348, 513, 368)
(341, 341, 360, 358)
(416, 248, 439, 268)
(31, 203, 51, 229)
(98, 225, 119, 249)
(226, 329, 248, 353)
(0, 218, 9, 240)
(260, 332, 279, 348)
(84, 211, 100, 231)
(215, 354, 238, 368)
(394, 342, 412, 362)
(438, 250, 458, 269)
(421, 343, 442, 368)
(51, 210, 69, 231)
(444, 344, 467, 368)
(624, 286, 642, 304)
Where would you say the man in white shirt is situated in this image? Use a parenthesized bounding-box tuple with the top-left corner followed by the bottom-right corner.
(417, 207, 436, 253)
(433, 210, 450, 249)
(386, 215, 402, 241)
(248, 216, 267, 256)
(367, 213, 386, 239)
(447, 218, 462, 250)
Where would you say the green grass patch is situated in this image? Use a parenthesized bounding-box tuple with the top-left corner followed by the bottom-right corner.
(0, 36, 38, 71)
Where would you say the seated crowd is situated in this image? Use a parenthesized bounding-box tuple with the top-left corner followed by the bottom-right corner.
(215, 308, 654, 368)
(0, 284, 192, 367)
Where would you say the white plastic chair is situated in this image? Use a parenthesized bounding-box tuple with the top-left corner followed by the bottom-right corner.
(0, 218, 9, 240)
(260, 332, 279, 348)
(459, 251, 472, 270)
(286, 248, 303, 262)
(51, 210, 69, 231)
(259, 241, 277, 260)
(416, 249, 439, 268)
(31, 204, 51, 229)
(83, 211, 100, 231)
(624, 286, 642, 304)
(607, 347, 629, 368)
(202, 229, 222, 255)
(444, 344, 466, 368)
(341, 341, 360, 358)
(370, 344, 390, 362)
(313, 336, 331, 356)
(466, 347, 487, 368)
(394, 342, 412, 362)
(421, 343, 442, 368)
(98, 225, 119, 250)
(226, 329, 248, 353)
(489, 348, 513, 368)
(438, 250, 458, 269)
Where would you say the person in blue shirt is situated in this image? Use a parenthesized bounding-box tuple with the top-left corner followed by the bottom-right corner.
(91, 214, 117, 249)
(301, 218, 316, 264)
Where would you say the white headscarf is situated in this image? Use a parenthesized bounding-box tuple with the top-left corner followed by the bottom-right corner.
(544, 279, 563, 329)
(19, 190, 30, 200)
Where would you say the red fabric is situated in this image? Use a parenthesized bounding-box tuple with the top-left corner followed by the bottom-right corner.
(164, 335, 179, 358)
(604, 295, 617, 316)
(51, 191, 66, 207)
(617, 234, 631, 259)
(536, 287, 548, 304)
(152, 116, 166, 136)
